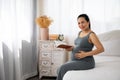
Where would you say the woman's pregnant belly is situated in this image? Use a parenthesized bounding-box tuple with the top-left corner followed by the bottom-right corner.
(71, 46, 92, 60)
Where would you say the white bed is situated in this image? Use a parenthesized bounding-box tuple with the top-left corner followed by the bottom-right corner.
(63, 30, 120, 80)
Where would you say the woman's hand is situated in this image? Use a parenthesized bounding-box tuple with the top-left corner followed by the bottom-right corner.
(75, 51, 88, 59)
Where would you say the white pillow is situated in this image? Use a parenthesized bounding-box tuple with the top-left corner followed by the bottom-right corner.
(98, 39, 120, 56)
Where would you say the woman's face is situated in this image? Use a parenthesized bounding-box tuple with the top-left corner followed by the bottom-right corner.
(77, 17, 89, 31)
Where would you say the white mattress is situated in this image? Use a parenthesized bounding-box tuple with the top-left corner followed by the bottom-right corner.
(63, 56, 120, 80)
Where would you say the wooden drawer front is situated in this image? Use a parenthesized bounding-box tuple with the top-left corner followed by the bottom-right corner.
(51, 66, 58, 76)
(40, 51, 51, 59)
(39, 42, 54, 50)
(40, 67, 51, 76)
(52, 51, 66, 65)
(40, 60, 51, 67)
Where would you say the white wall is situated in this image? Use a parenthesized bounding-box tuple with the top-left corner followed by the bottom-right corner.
(37, 0, 120, 45)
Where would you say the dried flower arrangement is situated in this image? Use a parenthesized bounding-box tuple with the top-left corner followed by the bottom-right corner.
(35, 15, 53, 28)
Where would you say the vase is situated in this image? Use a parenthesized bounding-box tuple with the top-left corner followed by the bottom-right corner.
(40, 28, 49, 40)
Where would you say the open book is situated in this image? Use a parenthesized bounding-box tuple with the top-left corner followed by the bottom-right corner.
(54, 41, 72, 49)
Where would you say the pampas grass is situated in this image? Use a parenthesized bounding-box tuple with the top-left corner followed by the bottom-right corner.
(35, 15, 53, 28)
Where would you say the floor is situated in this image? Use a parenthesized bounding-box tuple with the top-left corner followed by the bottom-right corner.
(26, 75, 56, 80)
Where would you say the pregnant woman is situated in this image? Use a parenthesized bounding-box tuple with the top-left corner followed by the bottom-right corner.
(56, 14, 104, 80)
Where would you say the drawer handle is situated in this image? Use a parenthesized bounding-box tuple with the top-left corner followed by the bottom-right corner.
(51, 63, 54, 65)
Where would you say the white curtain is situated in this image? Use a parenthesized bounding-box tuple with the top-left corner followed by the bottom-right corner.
(38, 0, 120, 44)
(0, 0, 37, 80)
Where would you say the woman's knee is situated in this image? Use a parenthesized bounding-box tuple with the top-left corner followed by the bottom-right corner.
(57, 62, 73, 75)
(59, 64, 70, 74)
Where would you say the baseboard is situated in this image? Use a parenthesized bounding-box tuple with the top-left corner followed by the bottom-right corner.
(23, 71, 38, 80)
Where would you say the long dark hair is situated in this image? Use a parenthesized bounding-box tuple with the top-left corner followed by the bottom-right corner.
(77, 14, 91, 29)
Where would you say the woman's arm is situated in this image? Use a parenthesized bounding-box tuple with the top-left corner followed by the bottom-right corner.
(86, 33, 104, 56)
(88, 33, 104, 55)
(75, 33, 104, 59)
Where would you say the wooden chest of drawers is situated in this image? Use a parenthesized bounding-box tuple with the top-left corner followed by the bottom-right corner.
(39, 40, 67, 78)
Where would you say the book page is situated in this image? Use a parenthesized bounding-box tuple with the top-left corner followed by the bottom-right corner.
(54, 41, 72, 49)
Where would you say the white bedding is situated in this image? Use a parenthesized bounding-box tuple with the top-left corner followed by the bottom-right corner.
(63, 56, 120, 80)
(63, 30, 120, 80)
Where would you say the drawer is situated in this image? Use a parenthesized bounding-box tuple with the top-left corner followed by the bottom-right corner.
(39, 51, 52, 59)
(51, 51, 66, 65)
(51, 66, 58, 76)
(40, 60, 51, 67)
(39, 41, 54, 49)
(39, 67, 51, 76)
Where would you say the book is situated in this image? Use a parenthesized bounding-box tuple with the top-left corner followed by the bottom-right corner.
(54, 41, 72, 49)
